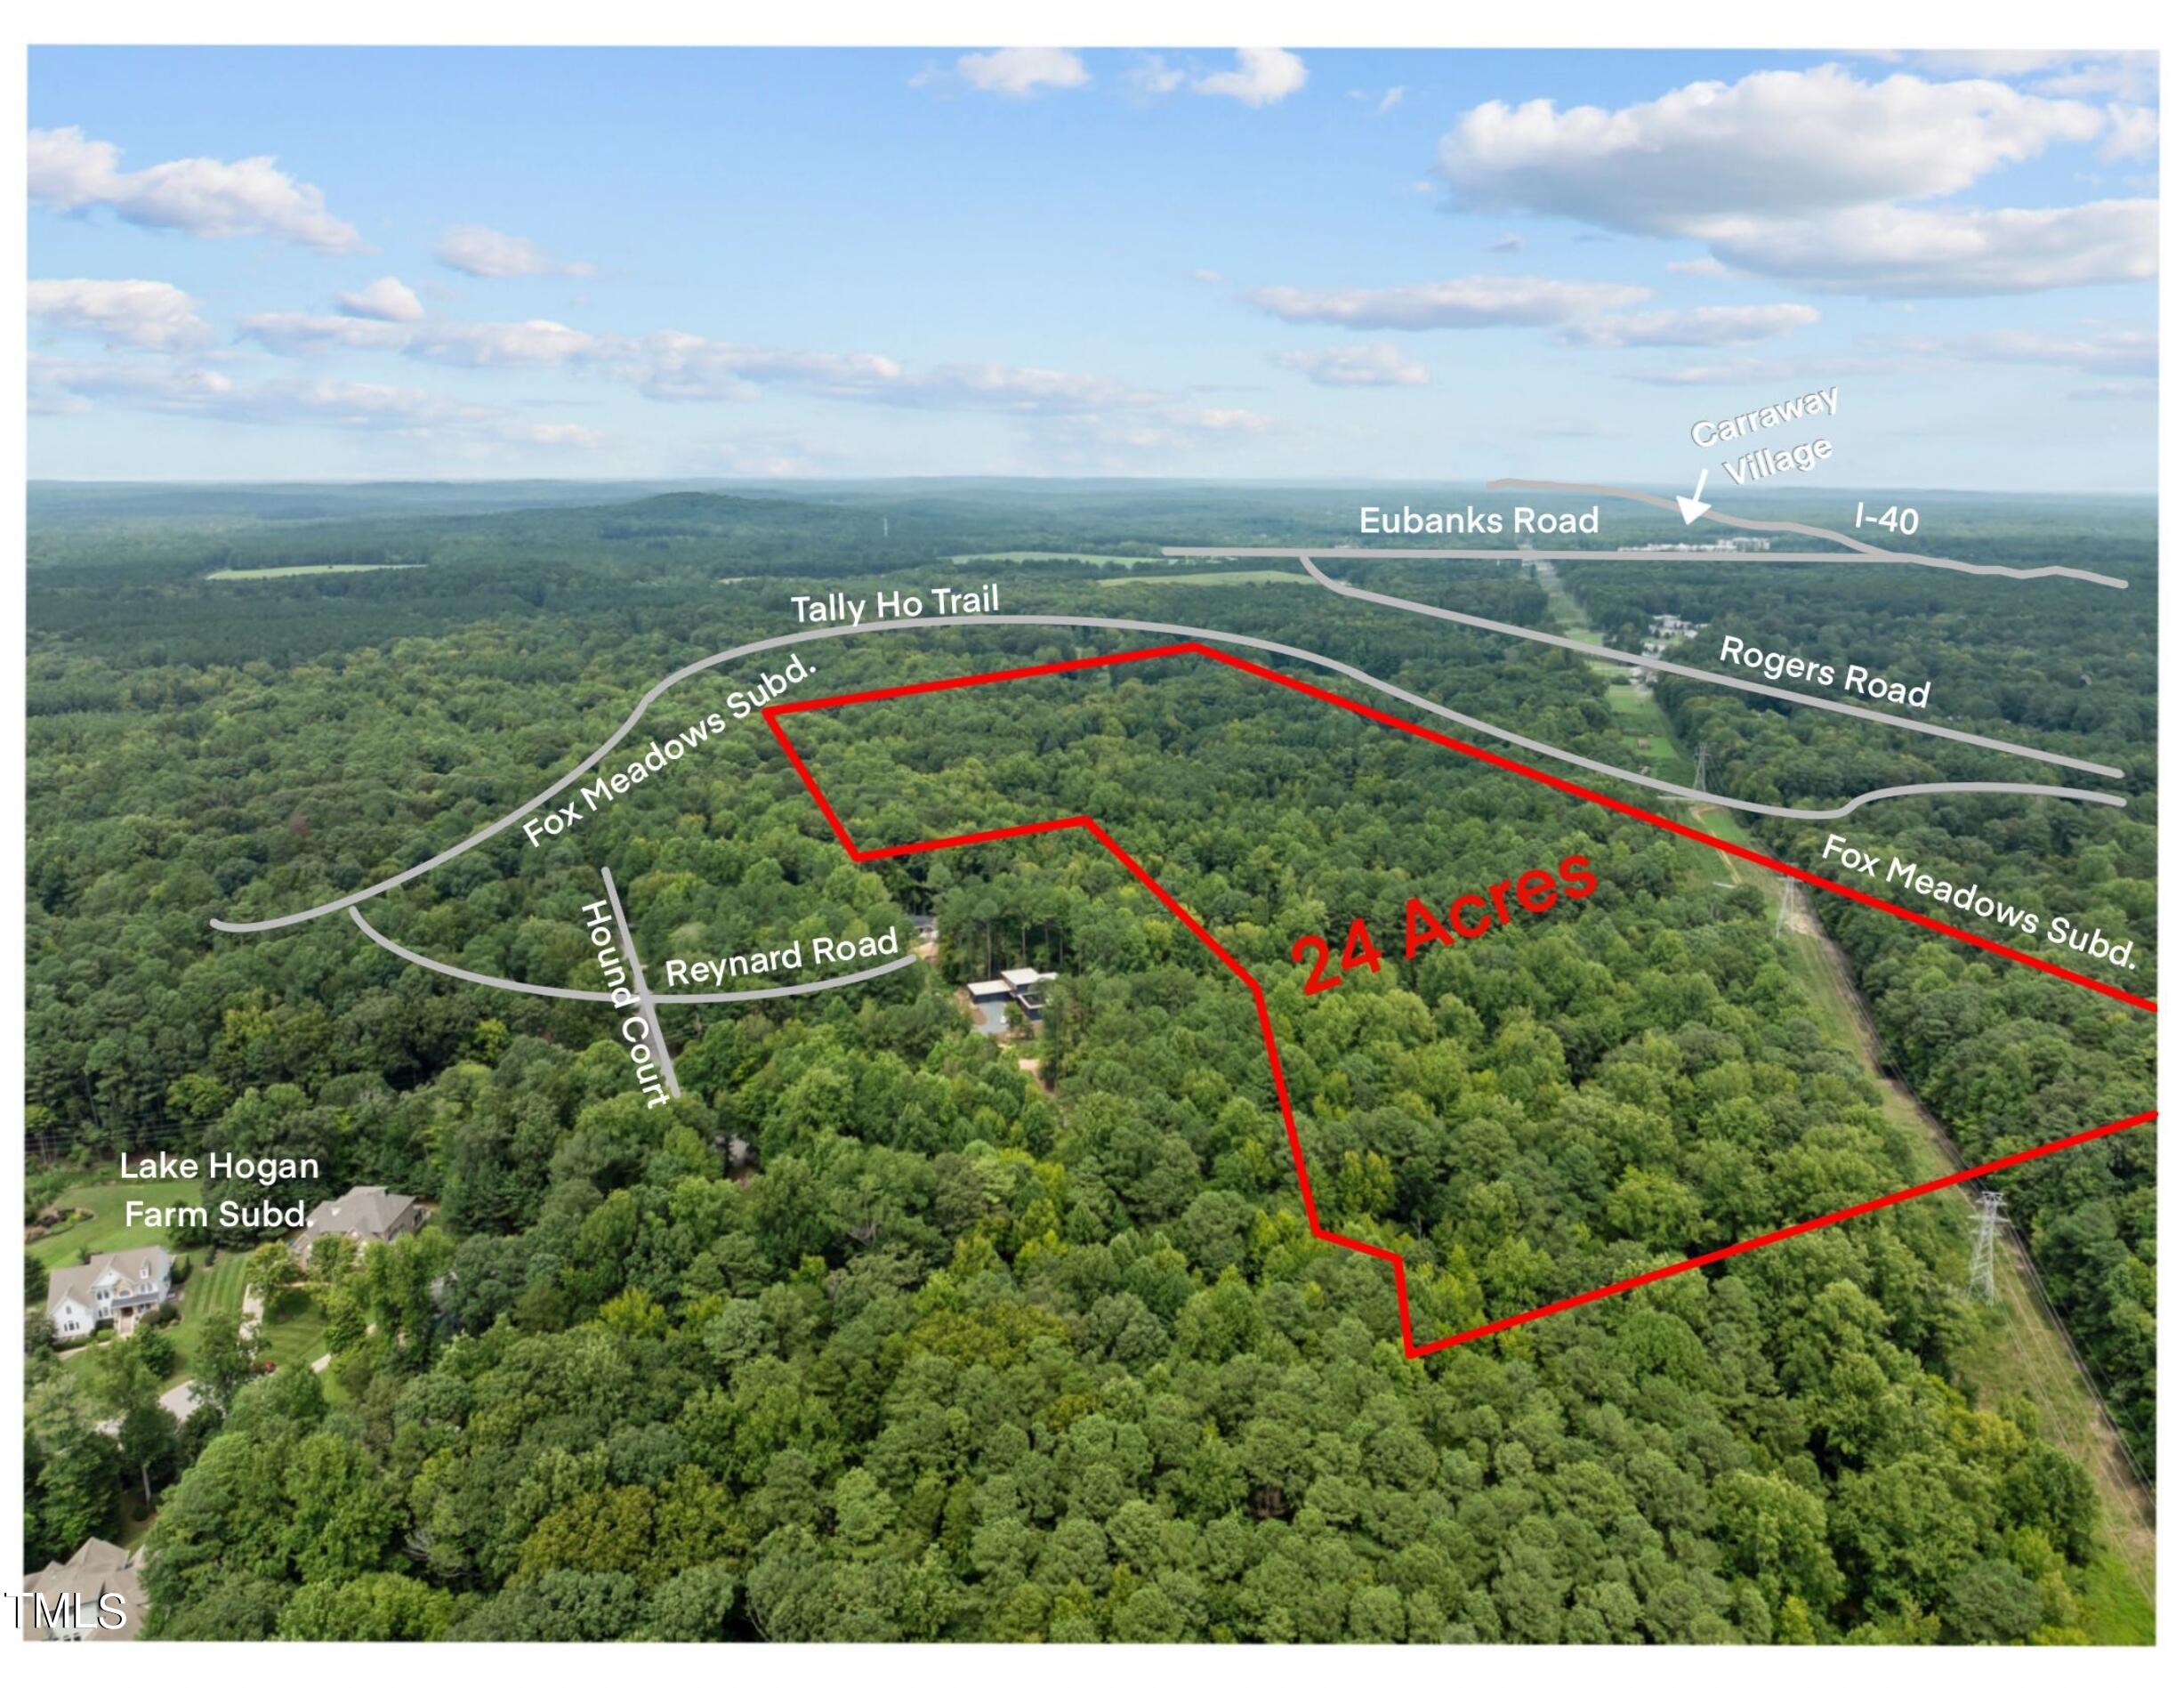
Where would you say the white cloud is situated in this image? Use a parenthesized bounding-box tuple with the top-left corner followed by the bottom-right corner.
(28, 354, 235, 414)
(1195, 49, 1307, 108)
(235, 312, 412, 355)
(30, 352, 599, 449)
(2101, 104, 2158, 162)
(1169, 405, 1278, 432)
(955, 47, 1089, 97)
(2033, 53, 2158, 101)
(2067, 379, 2156, 401)
(1886, 51, 2159, 102)
(28, 278, 211, 351)
(1624, 358, 1801, 387)
(1274, 343, 1430, 386)
(240, 311, 598, 367)
(236, 379, 504, 431)
(1245, 274, 1649, 330)
(337, 275, 425, 322)
(1562, 303, 1820, 348)
(232, 303, 1196, 424)
(1709, 199, 2155, 295)
(1443, 68, 2102, 228)
(1487, 233, 1525, 254)
(1895, 51, 2079, 78)
(895, 361, 1154, 414)
(1126, 55, 1186, 96)
(1667, 256, 1729, 278)
(1350, 86, 1404, 114)
(497, 420, 606, 448)
(434, 224, 592, 279)
(1891, 325, 2156, 377)
(28, 125, 365, 253)
(1437, 66, 2146, 295)
(608, 332, 904, 401)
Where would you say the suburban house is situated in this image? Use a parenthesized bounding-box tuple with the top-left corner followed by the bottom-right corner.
(297, 1184, 422, 1255)
(966, 966, 1059, 1036)
(23, 1539, 144, 1641)
(45, 1247, 173, 1342)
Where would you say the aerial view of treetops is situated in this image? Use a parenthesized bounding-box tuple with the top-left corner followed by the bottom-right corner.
(21, 481, 2154, 1643)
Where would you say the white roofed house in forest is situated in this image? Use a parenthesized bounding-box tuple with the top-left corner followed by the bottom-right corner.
(964, 966, 1059, 1037)
(44, 1246, 173, 1342)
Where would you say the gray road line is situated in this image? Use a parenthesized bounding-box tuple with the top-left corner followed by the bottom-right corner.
(600, 867, 681, 1098)
(1298, 556, 2124, 780)
(1485, 478, 2129, 588)
(213, 611, 2129, 936)
(348, 905, 921, 1003)
(1164, 546, 1952, 563)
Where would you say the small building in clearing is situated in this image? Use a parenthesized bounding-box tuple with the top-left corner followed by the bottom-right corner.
(966, 967, 1059, 1037)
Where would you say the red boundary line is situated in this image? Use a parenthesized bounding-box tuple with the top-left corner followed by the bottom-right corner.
(763, 642, 2156, 1355)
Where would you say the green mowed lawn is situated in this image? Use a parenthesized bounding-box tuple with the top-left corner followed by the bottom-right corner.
(172, 1249, 326, 1376)
(253, 1290, 328, 1372)
(29, 1175, 199, 1270)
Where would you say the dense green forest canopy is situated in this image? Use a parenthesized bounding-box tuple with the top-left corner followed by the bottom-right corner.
(23, 482, 2155, 1643)
(1553, 549, 2156, 1474)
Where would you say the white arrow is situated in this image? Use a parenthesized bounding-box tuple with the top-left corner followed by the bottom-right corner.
(1675, 468, 1713, 526)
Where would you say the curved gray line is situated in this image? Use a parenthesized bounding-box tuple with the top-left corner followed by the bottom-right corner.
(349, 905, 922, 1003)
(1163, 546, 1996, 564)
(215, 612, 2124, 935)
(1484, 479, 2129, 589)
(599, 867, 680, 1096)
(1298, 556, 2123, 780)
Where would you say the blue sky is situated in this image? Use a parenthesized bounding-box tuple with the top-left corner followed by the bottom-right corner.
(28, 46, 2159, 488)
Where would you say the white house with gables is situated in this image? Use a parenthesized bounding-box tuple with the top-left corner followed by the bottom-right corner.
(45, 1247, 173, 1342)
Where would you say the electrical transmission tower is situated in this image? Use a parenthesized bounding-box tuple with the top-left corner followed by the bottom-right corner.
(1969, 1190, 2007, 1303)
(1693, 745, 1709, 796)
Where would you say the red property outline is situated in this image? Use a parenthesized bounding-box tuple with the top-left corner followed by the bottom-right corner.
(764, 641, 2156, 1355)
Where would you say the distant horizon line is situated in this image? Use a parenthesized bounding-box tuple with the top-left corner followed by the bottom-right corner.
(26, 475, 2159, 497)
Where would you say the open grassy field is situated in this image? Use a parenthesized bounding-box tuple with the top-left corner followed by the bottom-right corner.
(206, 562, 424, 579)
(1095, 569, 1305, 588)
(948, 551, 1156, 566)
(29, 1174, 198, 1269)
